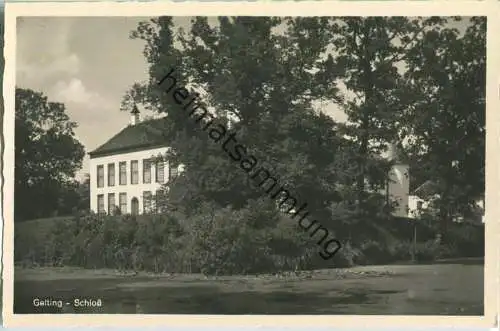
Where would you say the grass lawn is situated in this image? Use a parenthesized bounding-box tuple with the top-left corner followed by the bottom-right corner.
(14, 261, 483, 315)
(15, 216, 74, 240)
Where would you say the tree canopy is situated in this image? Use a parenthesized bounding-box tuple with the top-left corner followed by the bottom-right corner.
(15, 88, 85, 221)
(122, 16, 485, 256)
(402, 17, 486, 235)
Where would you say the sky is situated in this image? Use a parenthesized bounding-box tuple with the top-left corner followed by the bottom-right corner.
(17, 17, 153, 180)
(16, 17, 470, 180)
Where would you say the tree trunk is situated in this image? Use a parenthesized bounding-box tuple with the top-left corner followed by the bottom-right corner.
(356, 22, 375, 216)
(357, 67, 374, 214)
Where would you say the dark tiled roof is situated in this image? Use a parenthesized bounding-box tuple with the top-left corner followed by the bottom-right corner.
(411, 180, 438, 198)
(89, 117, 169, 158)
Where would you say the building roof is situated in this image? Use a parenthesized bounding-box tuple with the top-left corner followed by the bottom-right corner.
(411, 179, 438, 198)
(88, 117, 170, 158)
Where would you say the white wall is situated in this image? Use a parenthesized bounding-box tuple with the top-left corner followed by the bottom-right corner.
(408, 195, 430, 219)
(89, 146, 173, 214)
(387, 164, 410, 218)
(408, 195, 485, 223)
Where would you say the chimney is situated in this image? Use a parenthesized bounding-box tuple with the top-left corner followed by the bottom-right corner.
(131, 104, 140, 125)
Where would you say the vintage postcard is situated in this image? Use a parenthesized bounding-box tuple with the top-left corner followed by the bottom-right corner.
(2, 1, 499, 328)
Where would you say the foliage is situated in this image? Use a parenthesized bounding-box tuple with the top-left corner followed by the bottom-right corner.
(15, 211, 484, 274)
(120, 17, 483, 245)
(121, 17, 410, 255)
(55, 178, 90, 215)
(323, 17, 445, 209)
(401, 17, 486, 240)
(15, 88, 85, 221)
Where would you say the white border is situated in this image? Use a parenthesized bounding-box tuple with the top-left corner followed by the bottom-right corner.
(2, 1, 499, 328)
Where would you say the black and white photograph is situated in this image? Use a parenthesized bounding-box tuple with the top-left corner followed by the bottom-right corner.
(3, 1, 498, 326)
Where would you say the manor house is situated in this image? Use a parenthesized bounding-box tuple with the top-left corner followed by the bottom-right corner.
(88, 106, 181, 215)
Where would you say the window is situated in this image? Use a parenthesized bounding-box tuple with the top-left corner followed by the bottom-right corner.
(169, 162, 179, 180)
(156, 161, 164, 183)
(108, 163, 115, 186)
(143, 159, 152, 184)
(108, 193, 116, 215)
(131, 160, 139, 184)
(119, 162, 127, 185)
(143, 191, 152, 213)
(97, 165, 104, 188)
(97, 194, 105, 214)
(119, 193, 127, 214)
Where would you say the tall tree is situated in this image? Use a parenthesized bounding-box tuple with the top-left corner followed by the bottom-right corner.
(77, 174, 91, 211)
(324, 17, 447, 213)
(122, 17, 364, 268)
(122, 17, 347, 217)
(123, 17, 475, 266)
(15, 88, 85, 221)
(403, 17, 486, 238)
(56, 176, 90, 215)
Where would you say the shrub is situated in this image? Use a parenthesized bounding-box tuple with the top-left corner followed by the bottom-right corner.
(331, 241, 363, 267)
(14, 206, 485, 274)
(448, 223, 484, 257)
(412, 240, 437, 262)
(387, 240, 412, 262)
(358, 240, 391, 265)
(14, 216, 75, 267)
(185, 206, 275, 275)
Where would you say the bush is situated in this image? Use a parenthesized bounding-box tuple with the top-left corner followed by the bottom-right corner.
(358, 240, 392, 265)
(14, 216, 75, 267)
(447, 223, 484, 257)
(386, 240, 412, 262)
(15, 208, 298, 275)
(185, 206, 277, 275)
(14, 206, 485, 274)
(332, 241, 363, 267)
(413, 240, 440, 262)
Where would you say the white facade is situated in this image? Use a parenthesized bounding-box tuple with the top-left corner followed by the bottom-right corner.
(89, 146, 174, 215)
(387, 163, 410, 218)
(408, 194, 431, 219)
(408, 194, 485, 223)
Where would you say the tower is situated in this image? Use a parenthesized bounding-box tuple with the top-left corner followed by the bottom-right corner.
(386, 142, 410, 218)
